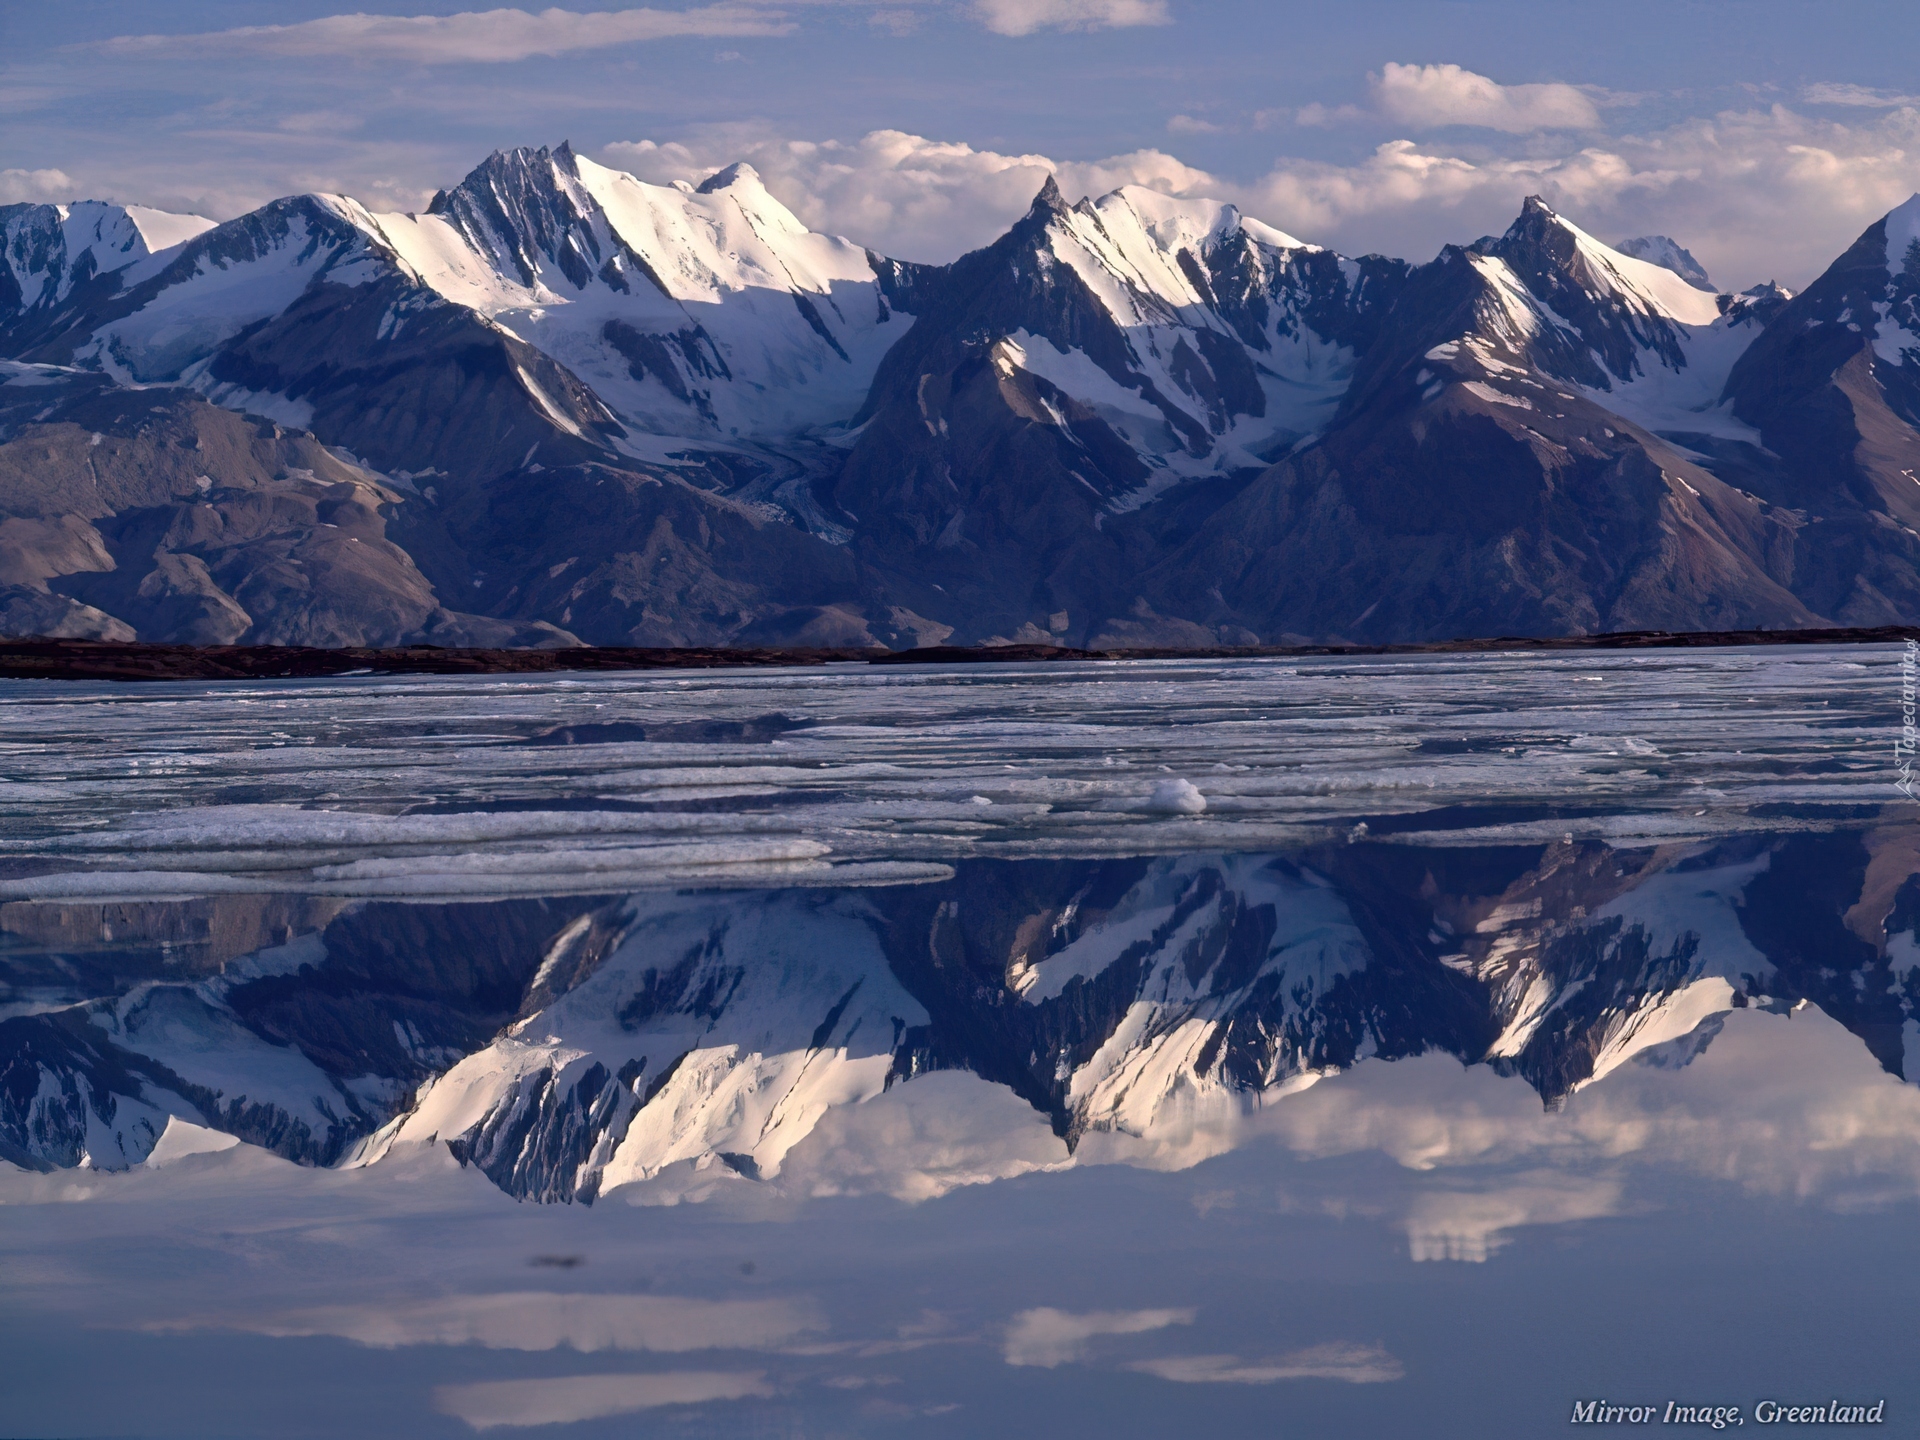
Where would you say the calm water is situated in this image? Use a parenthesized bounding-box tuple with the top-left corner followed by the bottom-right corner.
(1, 648, 1915, 1437)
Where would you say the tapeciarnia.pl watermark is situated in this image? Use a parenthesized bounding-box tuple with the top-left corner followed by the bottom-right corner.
(1570, 1398, 1886, 1427)
(1899, 639, 1919, 798)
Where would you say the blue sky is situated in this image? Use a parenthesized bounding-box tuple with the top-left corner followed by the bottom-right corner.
(7, 1, 1920, 284)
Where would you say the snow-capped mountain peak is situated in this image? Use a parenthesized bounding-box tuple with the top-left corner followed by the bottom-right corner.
(1338, 195, 1771, 459)
(1616, 234, 1715, 292)
(368, 143, 910, 455)
(693, 160, 764, 196)
(1, 200, 215, 312)
(919, 178, 1401, 489)
(1492, 196, 1722, 332)
(80, 193, 395, 385)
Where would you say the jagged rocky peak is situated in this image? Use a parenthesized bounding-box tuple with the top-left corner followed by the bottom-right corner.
(1029, 172, 1069, 216)
(1719, 279, 1793, 327)
(1427, 194, 1728, 388)
(1487, 196, 1722, 323)
(424, 141, 605, 290)
(421, 142, 835, 299)
(1616, 234, 1715, 291)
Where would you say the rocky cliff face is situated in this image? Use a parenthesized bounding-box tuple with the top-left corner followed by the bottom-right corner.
(0, 369, 573, 645)
(8, 156, 1920, 646)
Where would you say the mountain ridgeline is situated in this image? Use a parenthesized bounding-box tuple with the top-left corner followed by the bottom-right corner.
(7, 145, 1920, 647)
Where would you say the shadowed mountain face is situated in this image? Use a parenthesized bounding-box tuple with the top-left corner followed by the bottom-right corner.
(8, 156, 1920, 646)
(7, 831, 1917, 1198)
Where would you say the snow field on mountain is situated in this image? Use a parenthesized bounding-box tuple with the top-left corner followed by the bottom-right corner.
(100, 983, 367, 1129)
(1580, 318, 1766, 442)
(1871, 193, 1920, 366)
(1, 201, 213, 309)
(83, 204, 382, 383)
(1549, 207, 1724, 329)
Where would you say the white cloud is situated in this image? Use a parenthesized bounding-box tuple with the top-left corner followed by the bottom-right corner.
(1002, 1306, 1193, 1367)
(973, 0, 1170, 37)
(775, 1070, 1068, 1202)
(0, 167, 77, 203)
(1802, 82, 1920, 109)
(195, 1291, 821, 1352)
(1371, 62, 1601, 133)
(1166, 114, 1222, 135)
(1294, 102, 1366, 128)
(1257, 1004, 1920, 1220)
(434, 1372, 772, 1430)
(98, 6, 795, 64)
(1129, 1342, 1405, 1384)
(1402, 1175, 1624, 1262)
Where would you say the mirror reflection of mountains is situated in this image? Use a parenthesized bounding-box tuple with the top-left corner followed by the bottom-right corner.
(7, 828, 1915, 1200)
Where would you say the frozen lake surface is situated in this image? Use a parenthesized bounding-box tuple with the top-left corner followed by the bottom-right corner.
(0, 645, 1893, 898)
(1, 647, 1916, 1438)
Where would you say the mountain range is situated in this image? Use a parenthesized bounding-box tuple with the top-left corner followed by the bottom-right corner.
(7, 144, 1920, 647)
(6, 832, 1914, 1196)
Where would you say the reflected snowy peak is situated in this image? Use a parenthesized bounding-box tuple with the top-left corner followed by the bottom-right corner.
(7, 828, 1917, 1203)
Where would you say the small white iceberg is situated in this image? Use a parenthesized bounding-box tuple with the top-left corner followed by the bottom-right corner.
(1145, 779, 1206, 815)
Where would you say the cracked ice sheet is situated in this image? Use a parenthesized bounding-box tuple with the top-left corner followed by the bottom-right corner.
(0, 645, 1902, 901)
(3, 1005, 1920, 1436)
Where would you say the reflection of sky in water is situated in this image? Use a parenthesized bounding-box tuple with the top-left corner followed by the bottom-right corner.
(1, 649, 1915, 1435)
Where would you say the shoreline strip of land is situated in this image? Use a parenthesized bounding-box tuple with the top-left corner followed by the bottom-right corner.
(0, 626, 1915, 682)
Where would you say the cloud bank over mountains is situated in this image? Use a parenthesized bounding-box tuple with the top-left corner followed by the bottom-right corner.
(603, 87, 1920, 286)
(0, 167, 76, 204)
